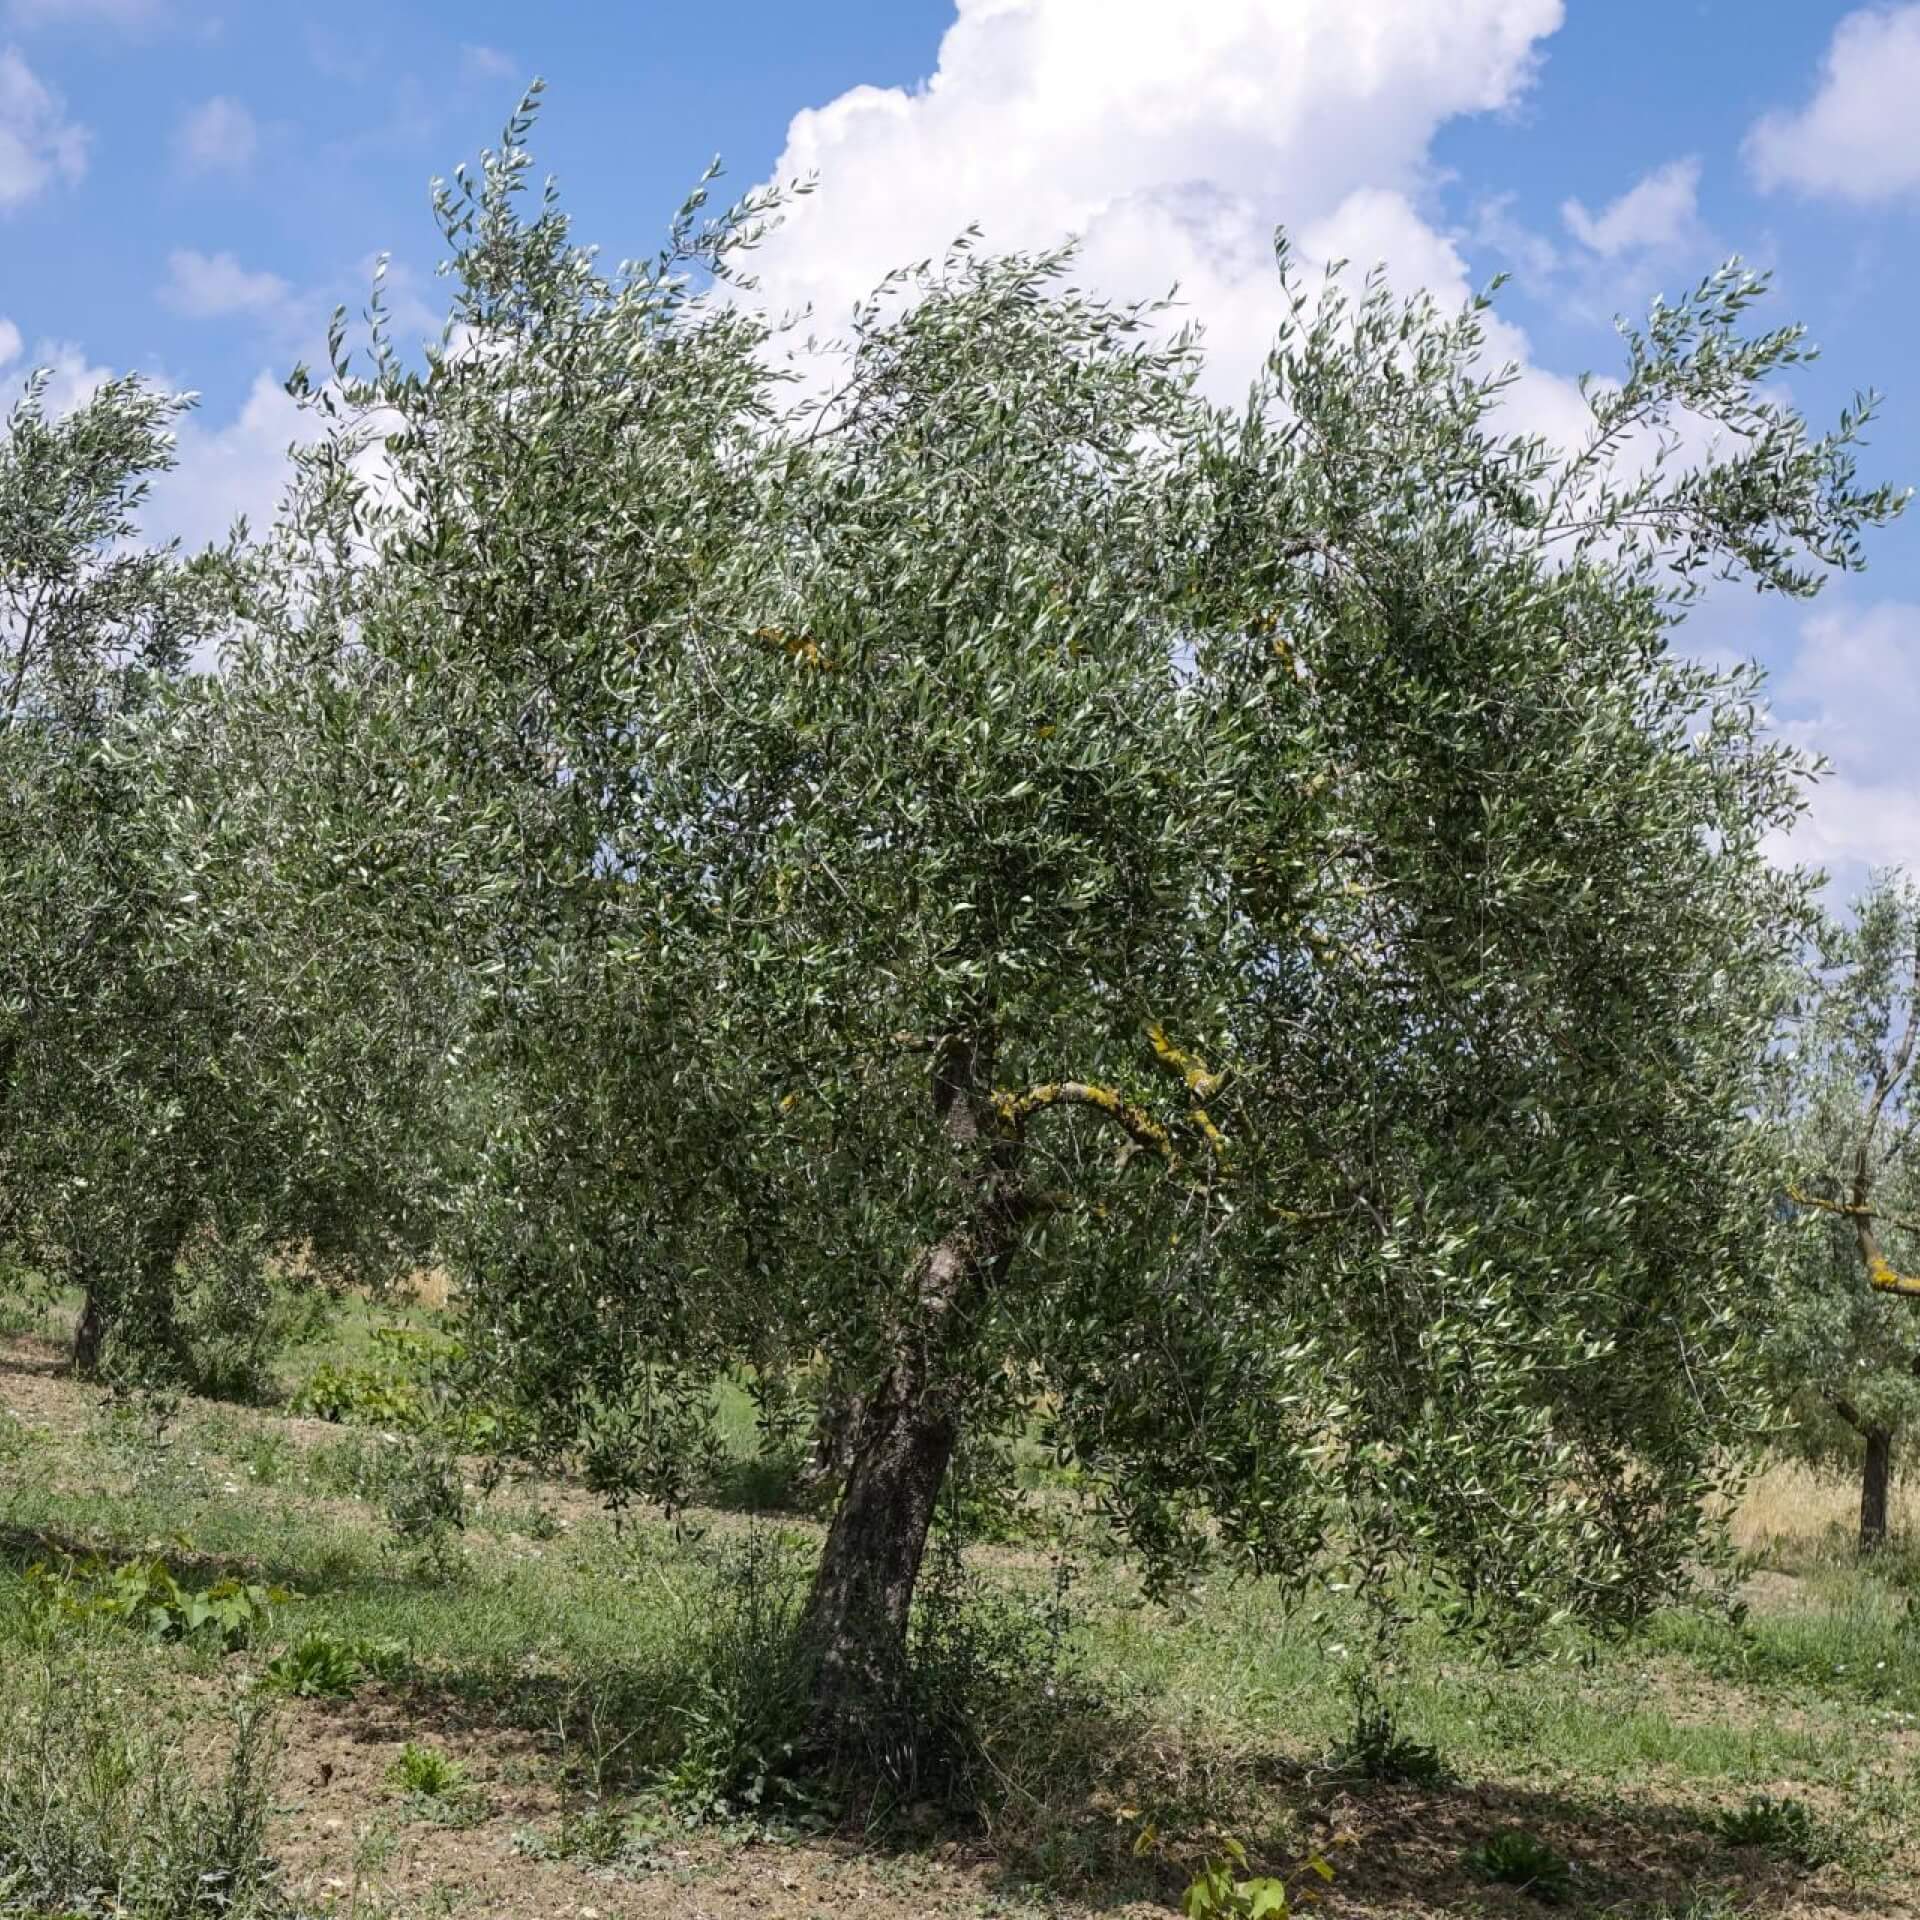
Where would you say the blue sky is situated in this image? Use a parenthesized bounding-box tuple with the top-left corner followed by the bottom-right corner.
(1, 0, 1915, 885)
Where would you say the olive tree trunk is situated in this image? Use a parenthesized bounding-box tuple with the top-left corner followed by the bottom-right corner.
(1861, 1427, 1894, 1554)
(799, 1032, 1026, 1749)
(69, 1209, 194, 1381)
(798, 1241, 968, 1740)
(70, 1284, 108, 1378)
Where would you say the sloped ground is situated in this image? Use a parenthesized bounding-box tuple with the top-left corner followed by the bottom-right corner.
(2, 1314, 1918, 1920)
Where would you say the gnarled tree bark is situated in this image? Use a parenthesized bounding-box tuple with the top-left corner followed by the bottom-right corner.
(70, 1282, 107, 1378)
(797, 1028, 1194, 1749)
(799, 1031, 1025, 1750)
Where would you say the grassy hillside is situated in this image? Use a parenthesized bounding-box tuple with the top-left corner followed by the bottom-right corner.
(1, 1295, 1917, 1919)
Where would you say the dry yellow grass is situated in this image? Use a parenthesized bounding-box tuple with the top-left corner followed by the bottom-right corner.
(1730, 1458, 1920, 1557)
(399, 1264, 453, 1309)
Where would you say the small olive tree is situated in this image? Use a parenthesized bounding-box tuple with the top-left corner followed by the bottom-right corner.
(0, 368, 447, 1384)
(1768, 876, 1920, 1551)
(267, 100, 1903, 1740)
(0, 370, 223, 1370)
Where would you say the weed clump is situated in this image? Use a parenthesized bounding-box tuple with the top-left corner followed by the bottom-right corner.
(386, 1740, 482, 1826)
(1713, 1793, 1846, 1869)
(1324, 1676, 1452, 1786)
(652, 1528, 815, 1822)
(261, 1629, 406, 1699)
(1466, 1827, 1573, 1904)
(0, 1662, 288, 1917)
(6, 1553, 288, 1653)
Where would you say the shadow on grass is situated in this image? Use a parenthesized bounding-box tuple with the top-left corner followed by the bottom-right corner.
(338, 1641, 1906, 1920)
(0, 1334, 73, 1379)
(932, 1739, 1902, 1918)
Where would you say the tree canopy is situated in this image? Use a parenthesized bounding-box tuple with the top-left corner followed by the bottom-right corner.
(0, 370, 447, 1385)
(224, 99, 1903, 1738)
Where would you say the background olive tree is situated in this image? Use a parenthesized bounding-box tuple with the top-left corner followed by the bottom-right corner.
(1766, 874, 1920, 1552)
(258, 99, 1903, 1751)
(0, 369, 226, 1376)
(0, 367, 450, 1389)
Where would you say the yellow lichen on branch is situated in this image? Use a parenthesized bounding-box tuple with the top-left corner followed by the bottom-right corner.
(1146, 1024, 1230, 1162)
(1789, 1188, 1920, 1297)
(754, 624, 832, 671)
(1146, 1024, 1224, 1101)
(1868, 1251, 1920, 1298)
(992, 1082, 1177, 1164)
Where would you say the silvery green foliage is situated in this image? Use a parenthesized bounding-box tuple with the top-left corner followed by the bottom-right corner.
(0, 369, 446, 1379)
(1765, 878, 1920, 1469)
(0, 370, 221, 1361)
(269, 95, 1902, 1649)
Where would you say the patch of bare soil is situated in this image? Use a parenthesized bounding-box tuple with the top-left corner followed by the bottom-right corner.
(257, 1692, 1920, 1920)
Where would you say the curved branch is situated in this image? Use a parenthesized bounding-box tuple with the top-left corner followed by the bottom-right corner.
(1145, 1024, 1230, 1162)
(992, 1081, 1176, 1165)
(1146, 1024, 1224, 1100)
(1790, 1187, 1920, 1299)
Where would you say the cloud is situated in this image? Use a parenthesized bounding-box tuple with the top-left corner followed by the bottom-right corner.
(0, 45, 86, 210)
(744, 0, 1566, 404)
(158, 248, 292, 320)
(145, 370, 311, 551)
(2, 335, 111, 415)
(1746, 4, 1920, 204)
(1467, 154, 1722, 332)
(1563, 156, 1703, 257)
(173, 94, 257, 178)
(1768, 600, 1920, 888)
(460, 43, 516, 85)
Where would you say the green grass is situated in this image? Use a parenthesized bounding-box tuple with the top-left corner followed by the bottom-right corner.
(7, 1397, 1910, 1807)
(2, 1319, 1918, 1915)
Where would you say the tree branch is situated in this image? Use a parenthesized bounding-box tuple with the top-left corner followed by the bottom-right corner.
(1145, 1024, 1229, 1161)
(1789, 1189, 1920, 1239)
(992, 1081, 1176, 1164)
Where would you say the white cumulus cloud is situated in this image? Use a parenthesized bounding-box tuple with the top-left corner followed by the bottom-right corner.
(2, 335, 110, 415)
(1768, 600, 1920, 888)
(744, 0, 1566, 403)
(0, 45, 86, 210)
(1746, 4, 1920, 203)
(145, 371, 310, 551)
(159, 248, 291, 319)
(1563, 156, 1704, 257)
(173, 94, 257, 179)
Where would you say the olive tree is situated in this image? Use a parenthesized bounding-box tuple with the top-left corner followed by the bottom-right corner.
(268, 101, 1903, 1740)
(0, 369, 223, 1369)
(0, 367, 446, 1383)
(1768, 876, 1920, 1551)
